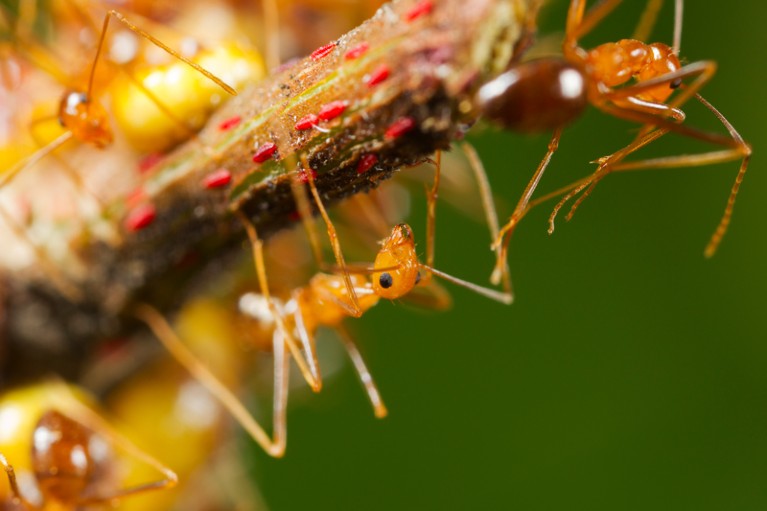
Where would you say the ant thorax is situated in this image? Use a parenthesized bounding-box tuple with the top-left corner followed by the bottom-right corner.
(302, 273, 379, 327)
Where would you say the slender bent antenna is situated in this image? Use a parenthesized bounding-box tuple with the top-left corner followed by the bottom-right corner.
(419, 264, 513, 305)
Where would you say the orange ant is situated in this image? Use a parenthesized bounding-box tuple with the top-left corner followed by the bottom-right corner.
(0, 4, 243, 297)
(135, 174, 511, 456)
(0, 6, 237, 189)
(477, 0, 751, 283)
(0, 382, 177, 509)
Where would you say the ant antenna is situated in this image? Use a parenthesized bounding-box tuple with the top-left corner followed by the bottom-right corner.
(419, 263, 513, 305)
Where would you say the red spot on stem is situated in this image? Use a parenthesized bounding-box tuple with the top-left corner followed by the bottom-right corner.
(405, 0, 433, 22)
(318, 100, 348, 121)
(218, 115, 241, 131)
(126, 188, 147, 208)
(345, 42, 369, 60)
(253, 142, 278, 163)
(357, 153, 378, 174)
(202, 168, 232, 189)
(311, 42, 336, 60)
(295, 114, 320, 131)
(138, 153, 163, 174)
(385, 117, 416, 139)
(297, 168, 318, 183)
(365, 64, 390, 87)
(125, 203, 156, 231)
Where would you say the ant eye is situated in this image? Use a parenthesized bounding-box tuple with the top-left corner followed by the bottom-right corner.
(415, 271, 421, 285)
(670, 78, 682, 89)
(379, 272, 393, 289)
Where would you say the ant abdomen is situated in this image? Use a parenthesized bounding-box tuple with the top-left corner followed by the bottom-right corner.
(476, 57, 588, 133)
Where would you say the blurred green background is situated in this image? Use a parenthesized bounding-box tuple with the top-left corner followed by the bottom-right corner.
(244, 1, 767, 509)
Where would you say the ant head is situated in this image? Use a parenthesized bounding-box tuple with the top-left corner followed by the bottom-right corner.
(636, 43, 682, 103)
(32, 410, 109, 505)
(58, 90, 113, 148)
(372, 224, 420, 300)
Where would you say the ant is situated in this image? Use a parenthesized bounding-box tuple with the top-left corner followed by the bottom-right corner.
(0, 382, 177, 509)
(0, 4, 246, 297)
(136, 221, 510, 457)
(476, 0, 751, 284)
(135, 157, 511, 456)
(0, 5, 238, 187)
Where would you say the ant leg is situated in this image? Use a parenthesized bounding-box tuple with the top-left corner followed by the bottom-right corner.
(270, 326, 290, 457)
(300, 157, 362, 317)
(61, 1, 234, 150)
(424, 151, 441, 272)
(237, 210, 321, 390)
(96, 11, 235, 98)
(289, 167, 325, 266)
(118, 71, 217, 153)
(133, 304, 287, 457)
(575, 96, 750, 256)
(567, 66, 749, 255)
(91, 11, 236, 152)
(632, 0, 664, 42)
(0, 131, 72, 189)
(549, 60, 719, 225)
(27, 118, 109, 215)
(631, 0, 684, 55)
(346, 193, 393, 239)
(491, 127, 563, 286)
(548, 127, 668, 231)
(261, 0, 281, 70)
(672, 0, 683, 54)
(0, 453, 33, 509)
(42, 383, 179, 503)
(336, 323, 388, 418)
(461, 143, 511, 293)
(0, 201, 82, 301)
(565, 0, 622, 49)
(600, 61, 717, 123)
(291, 289, 322, 387)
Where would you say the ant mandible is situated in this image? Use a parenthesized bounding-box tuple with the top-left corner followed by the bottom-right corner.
(477, 0, 751, 284)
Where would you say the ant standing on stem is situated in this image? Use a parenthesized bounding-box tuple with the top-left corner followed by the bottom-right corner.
(476, 0, 751, 285)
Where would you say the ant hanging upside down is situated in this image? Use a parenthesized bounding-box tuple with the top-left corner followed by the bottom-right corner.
(136, 148, 512, 457)
(476, 0, 751, 285)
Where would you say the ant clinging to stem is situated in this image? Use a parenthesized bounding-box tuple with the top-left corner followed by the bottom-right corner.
(1, 6, 237, 190)
(476, 0, 751, 285)
(136, 149, 512, 457)
(0, 2, 254, 298)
